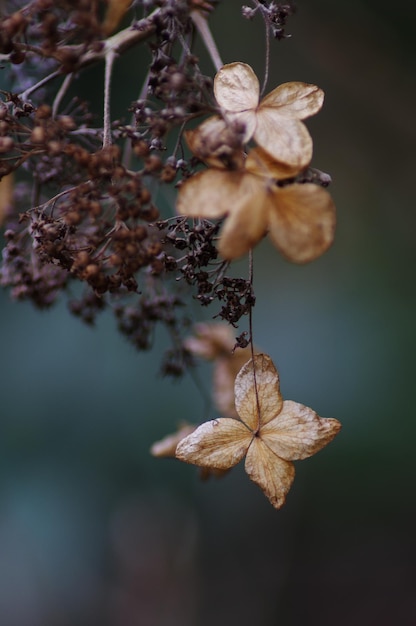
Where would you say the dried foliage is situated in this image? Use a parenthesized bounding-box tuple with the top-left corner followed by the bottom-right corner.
(214, 62, 324, 169)
(177, 144, 336, 261)
(176, 354, 341, 508)
(0, 1, 341, 508)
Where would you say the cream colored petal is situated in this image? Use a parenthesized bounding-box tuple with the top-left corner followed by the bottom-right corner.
(213, 349, 251, 418)
(260, 82, 324, 119)
(214, 62, 259, 112)
(245, 437, 295, 509)
(213, 359, 239, 418)
(218, 174, 269, 259)
(246, 147, 304, 181)
(254, 114, 313, 169)
(234, 354, 283, 431)
(184, 322, 236, 360)
(150, 423, 196, 458)
(175, 418, 252, 470)
(261, 400, 342, 461)
(176, 169, 246, 219)
(268, 183, 336, 263)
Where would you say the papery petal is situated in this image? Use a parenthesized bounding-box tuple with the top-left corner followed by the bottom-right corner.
(268, 183, 336, 263)
(214, 62, 259, 112)
(213, 359, 239, 418)
(150, 423, 196, 458)
(245, 437, 295, 509)
(175, 418, 252, 469)
(235, 354, 283, 431)
(254, 115, 313, 169)
(261, 400, 342, 461)
(246, 147, 304, 181)
(260, 82, 324, 119)
(213, 350, 252, 418)
(176, 169, 246, 219)
(184, 322, 236, 360)
(185, 116, 245, 169)
(217, 174, 269, 259)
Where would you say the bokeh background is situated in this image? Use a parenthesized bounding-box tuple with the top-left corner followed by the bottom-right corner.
(1, 1, 415, 624)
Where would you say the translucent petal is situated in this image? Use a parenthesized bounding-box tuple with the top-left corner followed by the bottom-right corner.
(214, 62, 259, 112)
(217, 175, 269, 259)
(246, 147, 304, 181)
(235, 354, 283, 431)
(176, 169, 246, 219)
(184, 322, 235, 360)
(254, 114, 313, 169)
(175, 418, 252, 470)
(245, 437, 295, 509)
(150, 424, 196, 458)
(260, 82, 324, 119)
(213, 351, 251, 419)
(268, 183, 336, 263)
(261, 400, 342, 461)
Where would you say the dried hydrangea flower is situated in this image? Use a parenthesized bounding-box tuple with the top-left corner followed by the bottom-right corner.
(176, 147, 336, 262)
(176, 354, 341, 509)
(214, 62, 324, 170)
(184, 322, 253, 418)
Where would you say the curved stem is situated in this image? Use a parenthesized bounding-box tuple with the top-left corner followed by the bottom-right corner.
(19, 70, 61, 101)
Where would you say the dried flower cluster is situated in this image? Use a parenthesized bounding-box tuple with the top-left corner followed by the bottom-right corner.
(0, 1, 341, 508)
(177, 62, 336, 262)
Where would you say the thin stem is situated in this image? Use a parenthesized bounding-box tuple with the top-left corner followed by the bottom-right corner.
(103, 49, 116, 147)
(52, 73, 73, 118)
(248, 249, 261, 431)
(19, 69, 61, 101)
(259, 5, 270, 96)
(191, 11, 223, 71)
(30, 183, 91, 213)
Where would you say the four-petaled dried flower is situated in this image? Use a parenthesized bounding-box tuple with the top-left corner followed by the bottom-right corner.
(177, 147, 336, 262)
(214, 62, 324, 170)
(176, 354, 341, 509)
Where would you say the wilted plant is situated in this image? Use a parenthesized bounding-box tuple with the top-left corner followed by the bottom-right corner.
(0, 0, 340, 508)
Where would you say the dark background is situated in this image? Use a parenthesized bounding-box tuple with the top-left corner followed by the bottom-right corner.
(1, 1, 415, 624)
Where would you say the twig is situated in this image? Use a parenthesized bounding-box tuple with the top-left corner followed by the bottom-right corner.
(191, 11, 223, 71)
(103, 49, 116, 147)
(19, 70, 61, 101)
(62, 8, 161, 72)
(52, 73, 73, 118)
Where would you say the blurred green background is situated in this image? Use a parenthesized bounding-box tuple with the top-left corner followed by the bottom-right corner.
(1, 1, 416, 624)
